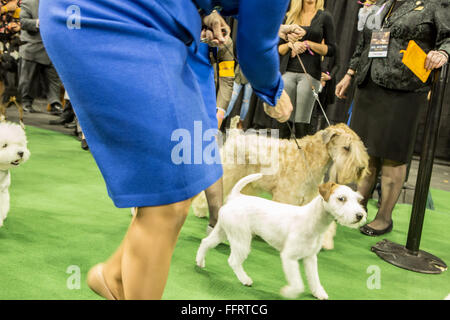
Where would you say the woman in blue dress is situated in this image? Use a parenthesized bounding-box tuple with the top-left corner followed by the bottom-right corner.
(39, 0, 294, 299)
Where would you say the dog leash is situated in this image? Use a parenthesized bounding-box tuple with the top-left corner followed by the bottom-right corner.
(285, 49, 336, 184)
(294, 52, 331, 127)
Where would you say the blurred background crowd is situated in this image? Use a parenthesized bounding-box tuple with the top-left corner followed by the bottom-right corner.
(0, 0, 449, 159)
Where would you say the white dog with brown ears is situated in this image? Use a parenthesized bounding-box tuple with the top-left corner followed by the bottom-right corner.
(196, 173, 367, 300)
(0, 122, 30, 227)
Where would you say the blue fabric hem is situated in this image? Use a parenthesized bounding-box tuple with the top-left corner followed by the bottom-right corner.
(110, 169, 223, 208)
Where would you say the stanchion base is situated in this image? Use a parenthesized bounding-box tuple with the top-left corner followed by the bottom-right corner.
(371, 239, 447, 274)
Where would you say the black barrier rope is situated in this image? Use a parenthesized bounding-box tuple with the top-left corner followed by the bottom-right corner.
(371, 64, 449, 274)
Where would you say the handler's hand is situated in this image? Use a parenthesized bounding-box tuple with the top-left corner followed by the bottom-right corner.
(425, 50, 448, 71)
(289, 41, 307, 57)
(7, 21, 20, 32)
(263, 90, 293, 123)
(320, 72, 331, 88)
(279, 24, 306, 42)
(335, 75, 352, 100)
(202, 11, 231, 47)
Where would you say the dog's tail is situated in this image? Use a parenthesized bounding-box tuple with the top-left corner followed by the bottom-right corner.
(229, 173, 263, 199)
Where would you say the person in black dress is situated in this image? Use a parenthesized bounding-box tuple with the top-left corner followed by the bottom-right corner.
(336, 0, 449, 236)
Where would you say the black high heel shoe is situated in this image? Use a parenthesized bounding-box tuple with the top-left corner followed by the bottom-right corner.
(360, 220, 393, 237)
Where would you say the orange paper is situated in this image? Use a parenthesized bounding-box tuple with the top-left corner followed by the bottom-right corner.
(400, 40, 431, 83)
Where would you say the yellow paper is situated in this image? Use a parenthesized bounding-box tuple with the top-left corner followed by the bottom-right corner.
(12, 8, 21, 19)
(218, 60, 235, 78)
(400, 40, 431, 83)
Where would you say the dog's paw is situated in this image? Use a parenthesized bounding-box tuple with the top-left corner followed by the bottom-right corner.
(196, 258, 206, 268)
(240, 276, 253, 287)
(193, 210, 207, 218)
(312, 287, 329, 300)
(236, 274, 253, 286)
(280, 285, 303, 299)
(321, 239, 334, 251)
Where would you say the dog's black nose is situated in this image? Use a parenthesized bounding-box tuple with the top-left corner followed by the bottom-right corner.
(18, 151, 24, 158)
(356, 213, 364, 222)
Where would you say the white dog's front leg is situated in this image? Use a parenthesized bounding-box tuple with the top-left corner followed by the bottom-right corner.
(303, 255, 328, 300)
(0, 190, 9, 227)
(322, 222, 336, 250)
(280, 252, 304, 299)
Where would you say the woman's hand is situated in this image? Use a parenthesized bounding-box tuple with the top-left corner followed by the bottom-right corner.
(279, 24, 306, 42)
(263, 90, 293, 123)
(320, 72, 331, 88)
(335, 74, 353, 99)
(425, 50, 448, 71)
(201, 10, 231, 47)
(289, 41, 307, 57)
(7, 21, 20, 32)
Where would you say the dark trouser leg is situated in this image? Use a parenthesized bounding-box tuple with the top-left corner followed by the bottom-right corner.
(44, 63, 63, 106)
(18, 59, 37, 107)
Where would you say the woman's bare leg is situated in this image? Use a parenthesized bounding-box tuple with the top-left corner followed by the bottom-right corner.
(102, 241, 126, 300)
(93, 199, 191, 300)
(120, 199, 191, 299)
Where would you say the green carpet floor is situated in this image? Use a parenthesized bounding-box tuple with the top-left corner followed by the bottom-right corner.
(0, 125, 449, 300)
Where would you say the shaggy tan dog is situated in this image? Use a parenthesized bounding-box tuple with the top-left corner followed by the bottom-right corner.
(193, 119, 370, 250)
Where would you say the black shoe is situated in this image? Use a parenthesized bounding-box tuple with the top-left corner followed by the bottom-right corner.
(81, 139, 89, 150)
(49, 108, 75, 125)
(23, 105, 39, 113)
(360, 220, 393, 237)
(64, 122, 77, 129)
(49, 103, 63, 115)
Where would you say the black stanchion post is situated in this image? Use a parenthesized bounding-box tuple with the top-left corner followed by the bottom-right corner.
(406, 64, 448, 254)
(371, 64, 449, 274)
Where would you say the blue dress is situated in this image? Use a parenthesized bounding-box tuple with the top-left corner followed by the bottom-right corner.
(39, 0, 289, 208)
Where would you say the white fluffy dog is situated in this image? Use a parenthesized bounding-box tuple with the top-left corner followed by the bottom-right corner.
(0, 122, 30, 227)
(196, 173, 367, 300)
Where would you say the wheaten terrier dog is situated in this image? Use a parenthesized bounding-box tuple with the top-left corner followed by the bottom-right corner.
(196, 174, 367, 300)
(193, 120, 369, 250)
